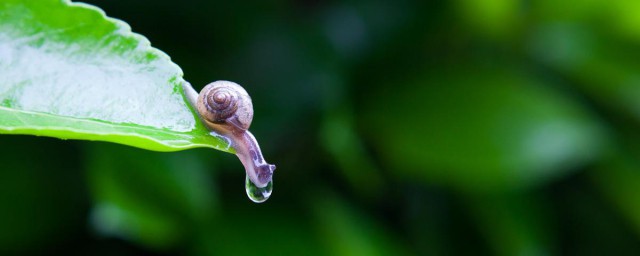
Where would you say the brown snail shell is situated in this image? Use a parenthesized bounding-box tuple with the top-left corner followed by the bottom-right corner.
(196, 81, 253, 132)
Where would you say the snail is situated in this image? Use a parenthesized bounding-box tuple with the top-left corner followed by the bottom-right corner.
(183, 80, 275, 189)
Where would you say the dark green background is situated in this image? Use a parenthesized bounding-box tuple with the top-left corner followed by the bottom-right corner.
(2, 0, 640, 255)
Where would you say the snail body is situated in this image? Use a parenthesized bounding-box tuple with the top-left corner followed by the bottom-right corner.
(194, 81, 275, 189)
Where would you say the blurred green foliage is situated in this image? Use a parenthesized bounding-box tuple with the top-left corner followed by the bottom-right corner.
(3, 0, 640, 255)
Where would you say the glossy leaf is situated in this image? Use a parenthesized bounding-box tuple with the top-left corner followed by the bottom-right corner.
(0, 0, 229, 152)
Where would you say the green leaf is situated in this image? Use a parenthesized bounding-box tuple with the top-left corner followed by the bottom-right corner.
(200, 205, 327, 256)
(0, 0, 229, 152)
(0, 136, 86, 255)
(310, 191, 412, 256)
(591, 151, 640, 236)
(86, 143, 218, 249)
(362, 67, 606, 192)
(464, 193, 555, 256)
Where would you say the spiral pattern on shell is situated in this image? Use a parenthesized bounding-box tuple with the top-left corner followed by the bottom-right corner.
(197, 81, 254, 131)
(202, 85, 239, 123)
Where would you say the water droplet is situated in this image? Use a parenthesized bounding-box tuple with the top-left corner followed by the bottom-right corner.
(245, 175, 273, 203)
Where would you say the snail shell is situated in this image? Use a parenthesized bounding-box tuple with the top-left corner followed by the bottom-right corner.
(196, 81, 253, 132)
(193, 80, 275, 190)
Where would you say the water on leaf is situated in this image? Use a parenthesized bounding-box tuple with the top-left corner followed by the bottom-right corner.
(245, 175, 273, 203)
